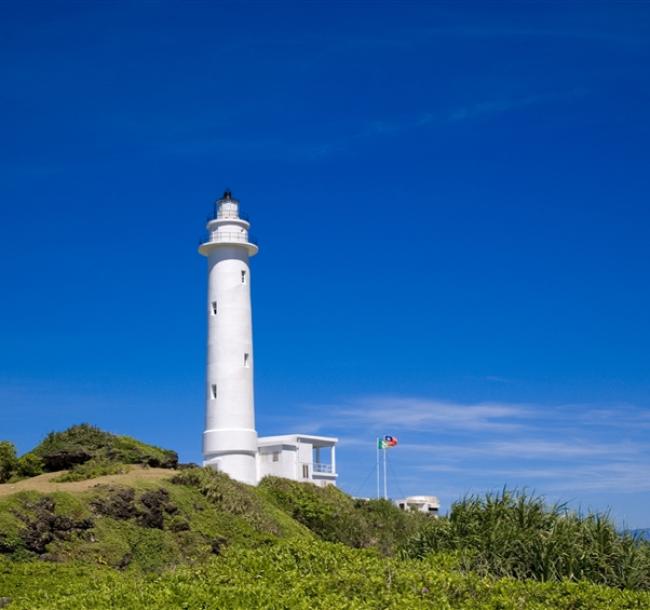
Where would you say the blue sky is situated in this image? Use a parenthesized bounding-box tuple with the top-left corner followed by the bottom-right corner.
(1, 2, 649, 528)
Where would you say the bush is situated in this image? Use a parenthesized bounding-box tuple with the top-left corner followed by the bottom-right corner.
(15, 454, 43, 479)
(171, 468, 285, 537)
(1, 539, 650, 609)
(401, 488, 650, 590)
(31, 424, 178, 472)
(259, 477, 424, 553)
(53, 461, 129, 483)
(0, 441, 18, 483)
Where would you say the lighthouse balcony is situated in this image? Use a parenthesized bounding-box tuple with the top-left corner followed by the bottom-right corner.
(208, 231, 257, 244)
(198, 231, 259, 256)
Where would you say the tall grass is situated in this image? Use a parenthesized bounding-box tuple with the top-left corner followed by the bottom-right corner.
(402, 489, 650, 590)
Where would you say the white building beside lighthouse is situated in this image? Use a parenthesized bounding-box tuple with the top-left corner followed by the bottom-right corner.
(199, 191, 337, 487)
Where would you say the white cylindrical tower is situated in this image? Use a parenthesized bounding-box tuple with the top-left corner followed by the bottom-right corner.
(199, 190, 259, 485)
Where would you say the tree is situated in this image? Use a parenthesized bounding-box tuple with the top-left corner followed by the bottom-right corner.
(15, 453, 43, 478)
(0, 441, 17, 483)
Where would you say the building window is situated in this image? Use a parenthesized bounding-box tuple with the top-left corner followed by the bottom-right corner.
(241, 270, 246, 284)
(302, 464, 309, 479)
(244, 353, 250, 367)
(210, 384, 217, 399)
(272, 452, 280, 462)
(211, 301, 217, 315)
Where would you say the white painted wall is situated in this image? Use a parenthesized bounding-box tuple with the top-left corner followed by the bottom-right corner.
(257, 446, 297, 481)
(200, 195, 259, 486)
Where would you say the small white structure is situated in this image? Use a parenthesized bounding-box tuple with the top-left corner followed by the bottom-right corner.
(258, 434, 337, 487)
(199, 192, 338, 486)
(395, 495, 440, 516)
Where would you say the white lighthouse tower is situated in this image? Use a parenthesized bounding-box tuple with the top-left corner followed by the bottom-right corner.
(199, 191, 259, 485)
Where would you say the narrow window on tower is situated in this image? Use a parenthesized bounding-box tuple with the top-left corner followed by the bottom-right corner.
(302, 464, 309, 479)
(210, 384, 217, 399)
(241, 270, 246, 284)
(211, 301, 217, 315)
(244, 353, 250, 368)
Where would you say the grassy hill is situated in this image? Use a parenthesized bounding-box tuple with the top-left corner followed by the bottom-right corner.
(0, 425, 649, 609)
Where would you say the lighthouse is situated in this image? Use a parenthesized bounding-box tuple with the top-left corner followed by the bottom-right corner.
(198, 190, 338, 487)
(199, 191, 259, 485)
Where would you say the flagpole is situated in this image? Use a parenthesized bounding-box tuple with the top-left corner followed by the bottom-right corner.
(376, 438, 380, 499)
(383, 446, 388, 500)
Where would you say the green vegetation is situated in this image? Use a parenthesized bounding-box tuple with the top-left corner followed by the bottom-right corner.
(259, 475, 426, 554)
(402, 489, 650, 590)
(1, 540, 649, 609)
(0, 424, 176, 485)
(1, 427, 649, 608)
(52, 460, 130, 482)
(31, 424, 178, 472)
(0, 442, 17, 483)
(0, 471, 311, 570)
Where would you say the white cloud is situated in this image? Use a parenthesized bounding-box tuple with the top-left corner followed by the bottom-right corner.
(311, 395, 531, 433)
(410, 439, 645, 463)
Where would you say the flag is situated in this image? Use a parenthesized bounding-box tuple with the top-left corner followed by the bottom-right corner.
(377, 435, 398, 449)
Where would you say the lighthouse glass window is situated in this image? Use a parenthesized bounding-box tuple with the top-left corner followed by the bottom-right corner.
(241, 270, 246, 284)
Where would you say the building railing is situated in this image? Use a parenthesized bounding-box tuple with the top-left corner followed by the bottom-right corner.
(313, 462, 333, 474)
(199, 232, 259, 247)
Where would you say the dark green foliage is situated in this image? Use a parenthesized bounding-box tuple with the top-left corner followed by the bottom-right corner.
(259, 476, 423, 553)
(260, 476, 370, 546)
(137, 489, 175, 529)
(0, 472, 311, 571)
(89, 486, 178, 530)
(170, 468, 298, 540)
(402, 488, 650, 590)
(17, 496, 94, 555)
(31, 424, 178, 472)
(354, 496, 429, 555)
(90, 487, 139, 520)
(14, 454, 43, 478)
(0, 442, 17, 483)
(0, 492, 94, 557)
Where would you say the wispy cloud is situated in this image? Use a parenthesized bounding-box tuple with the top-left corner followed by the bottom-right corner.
(412, 439, 645, 460)
(304, 395, 531, 433)
(447, 462, 650, 495)
(286, 393, 650, 522)
(448, 89, 588, 122)
(161, 87, 586, 163)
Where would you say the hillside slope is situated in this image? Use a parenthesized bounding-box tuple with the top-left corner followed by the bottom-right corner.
(0, 467, 173, 498)
(1, 426, 649, 609)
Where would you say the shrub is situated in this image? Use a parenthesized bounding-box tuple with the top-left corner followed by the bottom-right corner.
(31, 424, 178, 472)
(53, 460, 129, 482)
(1, 539, 650, 609)
(14, 454, 43, 478)
(171, 468, 303, 542)
(259, 477, 424, 553)
(0, 441, 18, 483)
(259, 476, 371, 546)
(401, 488, 650, 590)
